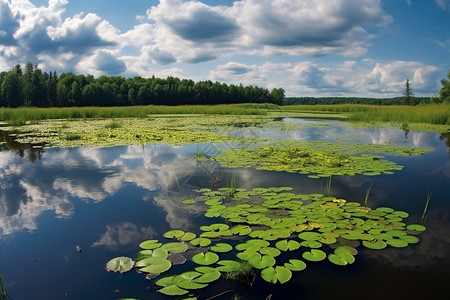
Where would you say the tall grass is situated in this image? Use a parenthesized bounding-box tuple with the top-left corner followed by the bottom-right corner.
(281, 103, 450, 125)
(0, 103, 271, 125)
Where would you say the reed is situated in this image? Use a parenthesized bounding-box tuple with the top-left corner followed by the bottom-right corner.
(421, 191, 432, 224)
(363, 183, 372, 207)
(326, 176, 332, 196)
(0, 273, 7, 300)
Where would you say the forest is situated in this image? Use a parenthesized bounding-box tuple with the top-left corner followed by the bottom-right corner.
(283, 96, 430, 106)
(0, 63, 285, 108)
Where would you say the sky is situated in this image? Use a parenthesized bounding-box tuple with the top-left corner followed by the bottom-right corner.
(0, 0, 449, 97)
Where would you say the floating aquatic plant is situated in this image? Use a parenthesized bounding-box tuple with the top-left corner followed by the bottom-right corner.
(205, 141, 428, 177)
(106, 186, 427, 298)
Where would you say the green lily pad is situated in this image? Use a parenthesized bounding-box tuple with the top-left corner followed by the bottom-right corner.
(334, 246, 358, 256)
(300, 240, 322, 248)
(275, 239, 300, 251)
(164, 230, 185, 239)
(216, 260, 242, 272)
(139, 240, 162, 250)
(210, 243, 233, 253)
(160, 242, 189, 253)
(173, 271, 207, 290)
(151, 248, 169, 259)
(328, 254, 347, 266)
(298, 232, 322, 241)
(158, 285, 189, 296)
(249, 254, 276, 269)
(180, 232, 197, 241)
(155, 275, 176, 287)
(302, 249, 326, 262)
(193, 266, 221, 283)
(105, 256, 134, 273)
(259, 247, 281, 257)
(261, 266, 292, 284)
(363, 240, 387, 250)
(182, 198, 197, 204)
(406, 224, 426, 232)
(230, 225, 252, 236)
(192, 252, 219, 265)
(135, 257, 172, 274)
(399, 235, 420, 244)
(284, 259, 307, 271)
(386, 238, 408, 248)
(190, 237, 211, 247)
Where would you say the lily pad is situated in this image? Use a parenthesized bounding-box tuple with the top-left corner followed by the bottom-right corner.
(249, 254, 276, 269)
(164, 230, 185, 239)
(328, 254, 347, 266)
(261, 266, 292, 284)
(192, 252, 219, 265)
(160, 242, 189, 253)
(105, 256, 134, 273)
(362, 240, 387, 250)
(275, 239, 300, 251)
(406, 224, 426, 232)
(193, 266, 221, 283)
(180, 232, 197, 241)
(139, 240, 162, 250)
(158, 285, 189, 296)
(386, 238, 409, 248)
(216, 260, 242, 272)
(284, 259, 307, 271)
(135, 257, 172, 274)
(302, 249, 326, 262)
(173, 271, 207, 290)
(210, 243, 233, 253)
(190, 238, 211, 247)
(182, 198, 197, 204)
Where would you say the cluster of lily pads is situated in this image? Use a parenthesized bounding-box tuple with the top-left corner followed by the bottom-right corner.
(106, 186, 426, 298)
(203, 141, 429, 178)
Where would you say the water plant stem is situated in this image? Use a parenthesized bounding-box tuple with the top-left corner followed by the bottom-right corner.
(0, 273, 7, 300)
(421, 191, 432, 224)
(326, 176, 332, 196)
(363, 183, 372, 207)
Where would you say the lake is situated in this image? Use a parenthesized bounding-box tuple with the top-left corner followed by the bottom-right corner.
(1, 118, 449, 300)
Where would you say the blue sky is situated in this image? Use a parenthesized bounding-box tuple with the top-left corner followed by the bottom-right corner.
(1, 0, 449, 97)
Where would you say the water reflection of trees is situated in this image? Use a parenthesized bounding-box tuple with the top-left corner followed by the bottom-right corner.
(0, 130, 45, 162)
(439, 131, 450, 158)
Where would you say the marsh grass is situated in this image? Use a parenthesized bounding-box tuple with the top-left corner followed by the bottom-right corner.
(225, 262, 254, 284)
(281, 103, 450, 125)
(104, 119, 121, 129)
(0, 104, 271, 125)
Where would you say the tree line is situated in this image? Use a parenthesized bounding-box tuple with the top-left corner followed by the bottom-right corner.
(283, 96, 430, 106)
(0, 63, 284, 108)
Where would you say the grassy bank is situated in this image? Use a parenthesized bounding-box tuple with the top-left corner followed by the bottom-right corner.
(281, 103, 450, 125)
(0, 103, 275, 126)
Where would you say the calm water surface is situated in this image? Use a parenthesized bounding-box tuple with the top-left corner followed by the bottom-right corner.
(0, 119, 449, 300)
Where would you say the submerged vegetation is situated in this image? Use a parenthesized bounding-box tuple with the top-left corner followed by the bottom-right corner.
(106, 186, 427, 298)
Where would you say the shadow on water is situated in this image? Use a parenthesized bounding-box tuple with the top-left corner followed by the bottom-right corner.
(0, 130, 46, 162)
